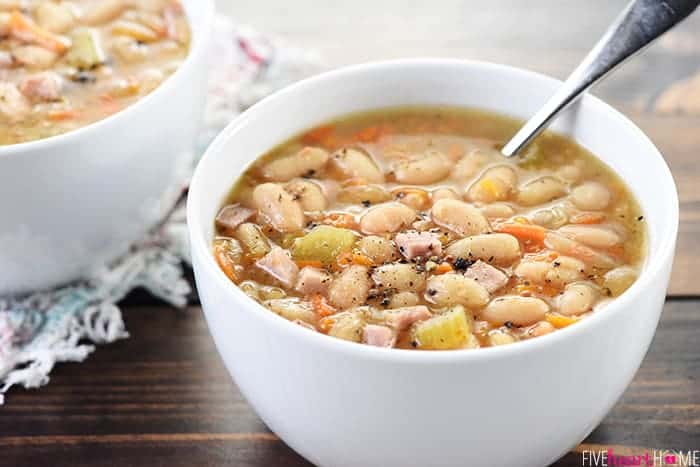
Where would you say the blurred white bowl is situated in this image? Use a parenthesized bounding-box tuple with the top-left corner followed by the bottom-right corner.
(0, 0, 214, 295)
(188, 59, 678, 467)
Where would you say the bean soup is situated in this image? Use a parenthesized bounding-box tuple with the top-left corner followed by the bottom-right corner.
(213, 107, 647, 350)
(0, 0, 190, 145)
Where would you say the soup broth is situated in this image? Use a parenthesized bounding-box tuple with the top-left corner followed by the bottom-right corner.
(213, 107, 646, 350)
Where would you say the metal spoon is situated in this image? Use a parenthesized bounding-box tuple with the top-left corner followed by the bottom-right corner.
(501, 0, 700, 157)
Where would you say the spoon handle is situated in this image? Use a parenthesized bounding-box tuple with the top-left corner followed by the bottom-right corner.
(501, 0, 700, 157)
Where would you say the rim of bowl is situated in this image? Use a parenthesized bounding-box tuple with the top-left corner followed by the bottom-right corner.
(0, 0, 215, 157)
(188, 58, 679, 364)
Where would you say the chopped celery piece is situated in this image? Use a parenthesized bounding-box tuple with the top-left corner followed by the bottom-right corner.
(65, 28, 106, 70)
(291, 225, 356, 264)
(412, 306, 471, 350)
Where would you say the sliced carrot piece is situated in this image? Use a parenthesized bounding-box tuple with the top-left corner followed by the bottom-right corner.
(318, 316, 336, 334)
(295, 260, 323, 269)
(47, 109, 79, 121)
(213, 244, 237, 283)
(311, 294, 337, 318)
(351, 253, 374, 267)
(336, 251, 354, 268)
(496, 223, 547, 244)
(433, 262, 453, 275)
(9, 11, 71, 53)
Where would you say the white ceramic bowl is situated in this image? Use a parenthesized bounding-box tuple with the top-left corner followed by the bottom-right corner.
(0, 0, 214, 295)
(188, 59, 678, 467)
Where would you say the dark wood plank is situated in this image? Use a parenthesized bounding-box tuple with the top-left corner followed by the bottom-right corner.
(1, 300, 697, 466)
(219, 0, 700, 295)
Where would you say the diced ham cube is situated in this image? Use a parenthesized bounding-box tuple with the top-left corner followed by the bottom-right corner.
(395, 231, 442, 260)
(19, 71, 63, 102)
(463, 260, 508, 293)
(387, 306, 431, 331)
(295, 267, 332, 296)
(215, 204, 256, 233)
(256, 247, 299, 288)
(363, 324, 395, 348)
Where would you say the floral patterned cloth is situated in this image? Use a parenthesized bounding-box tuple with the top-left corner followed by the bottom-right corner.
(0, 15, 321, 404)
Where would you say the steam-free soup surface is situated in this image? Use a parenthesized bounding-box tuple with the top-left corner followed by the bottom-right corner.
(0, 0, 190, 145)
(213, 107, 646, 350)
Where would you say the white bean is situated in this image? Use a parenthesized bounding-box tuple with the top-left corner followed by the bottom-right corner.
(603, 266, 639, 297)
(357, 236, 398, 264)
(266, 298, 317, 325)
(522, 321, 556, 338)
(388, 291, 420, 309)
(467, 165, 517, 203)
(35, 2, 75, 33)
(425, 273, 490, 308)
(328, 265, 370, 310)
(513, 260, 550, 283)
(328, 311, 365, 342)
(514, 256, 585, 288)
(329, 147, 384, 183)
(480, 203, 516, 219)
(261, 147, 329, 182)
(360, 202, 416, 235)
(452, 151, 489, 180)
(445, 233, 521, 266)
(544, 232, 618, 269)
(558, 282, 598, 316)
(284, 179, 327, 212)
(372, 263, 426, 292)
(571, 181, 611, 210)
(12, 45, 57, 69)
(82, 0, 130, 25)
(252, 183, 305, 232)
(556, 164, 582, 183)
(431, 199, 491, 236)
(337, 184, 390, 205)
(394, 149, 450, 184)
(558, 224, 621, 248)
(480, 296, 549, 326)
(547, 256, 586, 287)
(516, 176, 567, 206)
(532, 206, 569, 229)
(431, 188, 460, 202)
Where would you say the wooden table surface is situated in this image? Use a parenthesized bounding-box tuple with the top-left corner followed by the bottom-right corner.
(3, 1, 700, 465)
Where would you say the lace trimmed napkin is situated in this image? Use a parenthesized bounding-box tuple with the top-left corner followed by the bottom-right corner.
(0, 15, 322, 404)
